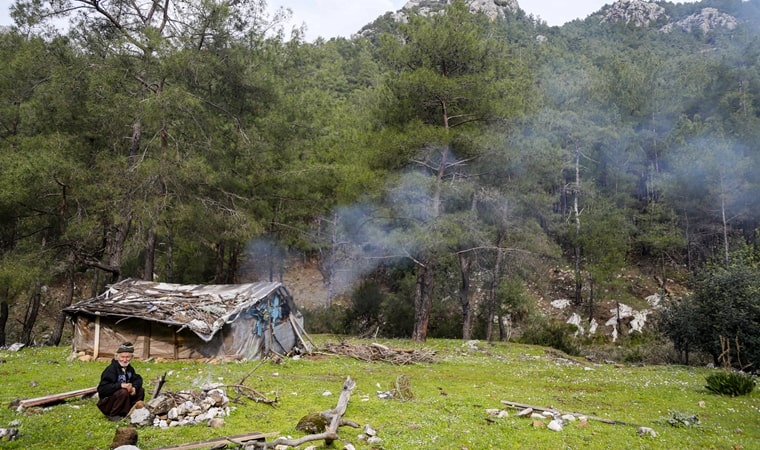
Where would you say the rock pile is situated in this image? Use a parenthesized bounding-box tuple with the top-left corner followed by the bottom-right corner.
(129, 386, 230, 428)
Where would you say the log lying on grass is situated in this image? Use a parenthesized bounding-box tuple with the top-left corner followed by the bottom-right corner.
(18, 387, 97, 409)
(247, 377, 359, 449)
(500, 400, 639, 426)
(152, 431, 279, 450)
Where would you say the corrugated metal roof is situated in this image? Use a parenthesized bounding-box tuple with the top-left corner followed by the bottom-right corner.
(63, 278, 289, 341)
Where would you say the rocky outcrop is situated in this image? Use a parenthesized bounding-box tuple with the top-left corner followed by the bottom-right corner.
(394, 0, 520, 22)
(660, 8, 738, 34)
(600, 1, 739, 34)
(600, 0, 668, 27)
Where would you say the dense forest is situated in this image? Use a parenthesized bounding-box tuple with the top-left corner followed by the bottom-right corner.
(1, 0, 759, 370)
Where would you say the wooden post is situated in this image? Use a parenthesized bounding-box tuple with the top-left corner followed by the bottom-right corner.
(143, 321, 151, 360)
(93, 316, 101, 359)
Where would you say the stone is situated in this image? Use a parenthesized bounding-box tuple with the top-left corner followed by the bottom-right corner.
(547, 419, 564, 432)
(111, 427, 138, 448)
(130, 407, 153, 426)
(637, 426, 658, 438)
(207, 418, 225, 428)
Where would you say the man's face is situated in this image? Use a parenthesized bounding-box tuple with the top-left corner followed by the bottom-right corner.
(117, 351, 133, 367)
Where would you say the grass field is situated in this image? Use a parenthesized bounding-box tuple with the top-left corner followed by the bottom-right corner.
(0, 336, 757, 449)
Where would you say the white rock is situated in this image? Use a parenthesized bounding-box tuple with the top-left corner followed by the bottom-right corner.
(130, 407, 153, 426)
(547, 419, 564, 432)
(551, 299, 571, 309)
(637, 426, 658, 437)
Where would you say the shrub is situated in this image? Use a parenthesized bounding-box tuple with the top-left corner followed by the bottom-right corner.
(705, 371, 756, 397)
(519, 318, 579, 355)
(301, 304, 349, 334)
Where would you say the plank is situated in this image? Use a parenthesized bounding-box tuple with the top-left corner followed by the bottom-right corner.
(152, 431, 279, 450)
(19, 386, 98, 408)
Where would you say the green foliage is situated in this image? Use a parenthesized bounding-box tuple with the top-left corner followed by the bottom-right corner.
(663, 410, 701, 428)
(379, 291, 415, 338)
(519, 318, 580, 356)
(705, 371, 757, 397)
(3, 0, 760, 352)
(659, 256, 760, 371)
(301, 305, 350, 335)
(344, 281, 384, 335)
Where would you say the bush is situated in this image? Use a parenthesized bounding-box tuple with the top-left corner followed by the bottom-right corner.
(519, 319, 579, 355)
(301, 304, 349, 335)
(705, 371, 756, 397)
(658, 260, 760, 370)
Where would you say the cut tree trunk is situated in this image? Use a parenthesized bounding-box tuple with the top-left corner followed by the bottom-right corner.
(18, 387, 97, 409)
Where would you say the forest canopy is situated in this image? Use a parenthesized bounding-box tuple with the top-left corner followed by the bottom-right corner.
(1, 0, 760, 359)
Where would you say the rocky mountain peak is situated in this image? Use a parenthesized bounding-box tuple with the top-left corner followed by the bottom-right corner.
(395, 0, 520, 22)
(600, 0, 668, 27)
(660, 7, 738, 33)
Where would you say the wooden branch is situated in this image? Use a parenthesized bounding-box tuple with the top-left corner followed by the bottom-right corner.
(250, 377, 358, 449)
(19, 387, 97, 408)
(152, 431, 279, 450)
(263, 431, 340, 449)
(500, 400, 638, 426)
(289, 314, 315, 353)
(238, 359, 265, 385)
(151, 372, 166, 399)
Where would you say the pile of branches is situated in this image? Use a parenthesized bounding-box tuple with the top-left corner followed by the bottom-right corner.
(322, 342, 436, 365)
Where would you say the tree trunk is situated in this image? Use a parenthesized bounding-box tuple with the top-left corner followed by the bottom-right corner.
(214, 240, 225, 283)
(0, 295, 8, 347)
(412, 261, 435, 342)
(144, 228, 156, 281)
(588, 278, 595, 323)
(486, 247, 504, 342)
(225, 241, 240, 283)
(573, 145, 583, 306)
(459, 252, 473, 340)
(166, 225, 175, 282)
(47, 260, 75, 346)
(20, 283, 42, 346)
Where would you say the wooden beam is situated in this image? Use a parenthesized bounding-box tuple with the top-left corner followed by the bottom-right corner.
(500, 400, 637, 426)
(19, 387, 98, 409)
(93, 315, 101, 359)
(151, 431, 278, 450)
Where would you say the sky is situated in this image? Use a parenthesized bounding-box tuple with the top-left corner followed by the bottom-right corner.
(0, 1, 700, 41)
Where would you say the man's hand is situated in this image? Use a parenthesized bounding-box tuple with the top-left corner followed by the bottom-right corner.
(121, 382, 136, 395)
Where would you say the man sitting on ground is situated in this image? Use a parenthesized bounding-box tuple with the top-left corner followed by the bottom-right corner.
(96, 342, 145, 421)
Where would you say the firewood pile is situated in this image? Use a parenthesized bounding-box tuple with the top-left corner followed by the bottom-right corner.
(322, 342, 436, 365)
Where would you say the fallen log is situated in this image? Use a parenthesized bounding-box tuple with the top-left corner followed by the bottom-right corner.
(152, 431, 279, 450)
(500, 400, 638, 426)
(18, 387, 97, 409)
(248, 377, 358, 449)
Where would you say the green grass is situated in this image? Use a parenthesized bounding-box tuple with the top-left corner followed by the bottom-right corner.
(1, 337, 758, 449)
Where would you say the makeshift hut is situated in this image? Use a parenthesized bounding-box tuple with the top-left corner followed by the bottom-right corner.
(63, 278, 310, 361)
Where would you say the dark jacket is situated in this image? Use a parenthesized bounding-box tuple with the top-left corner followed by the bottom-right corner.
(97, 359, 143, 398)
